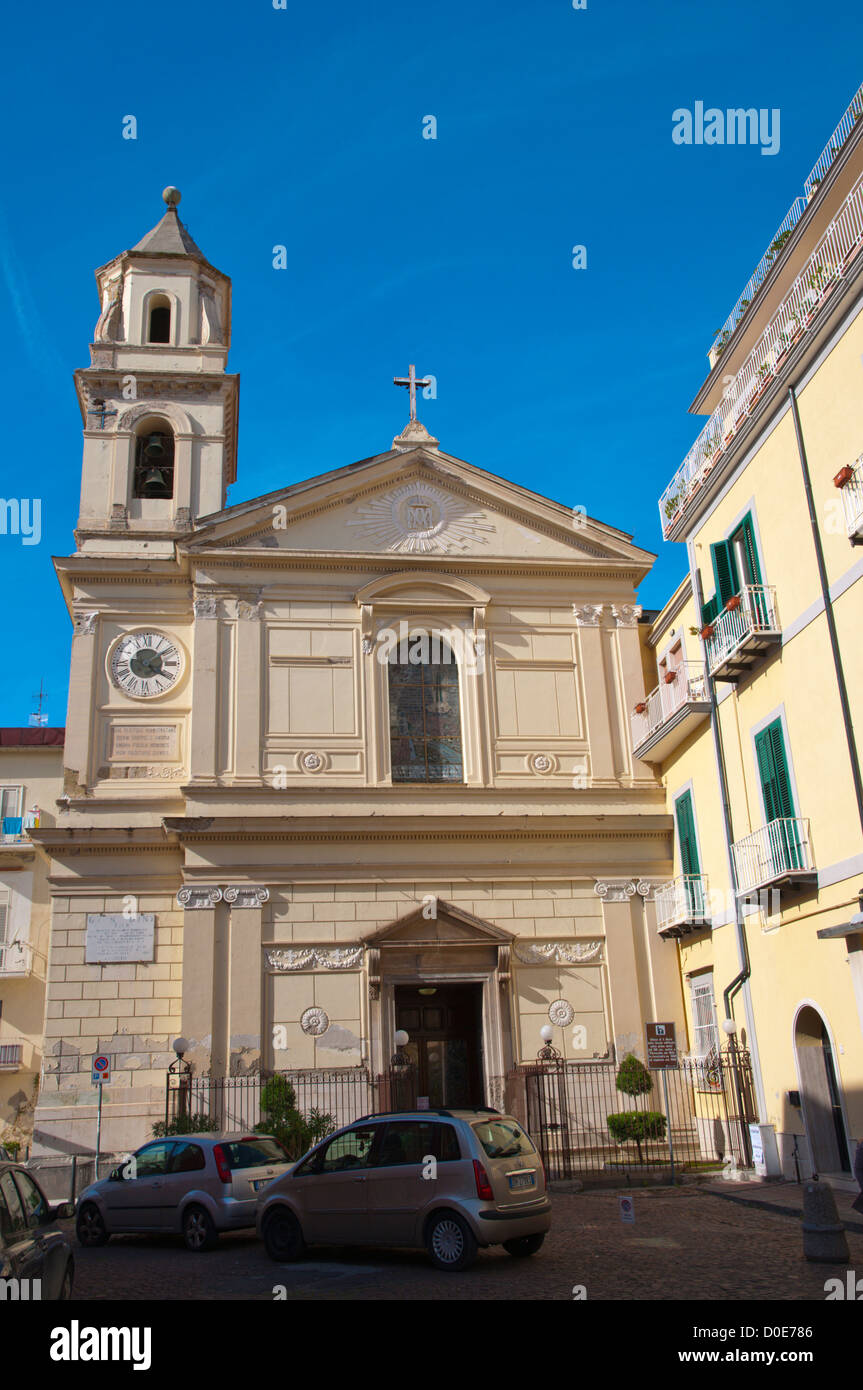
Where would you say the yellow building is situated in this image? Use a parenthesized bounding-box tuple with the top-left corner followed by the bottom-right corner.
(0, 729, 65, 1152)
(641, 83, 863, 1182)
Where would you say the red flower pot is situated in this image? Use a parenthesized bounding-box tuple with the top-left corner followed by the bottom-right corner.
(725, 595, 741, 612)
(834, 465, 854, 489)
(664, 671, 677, 685)
(634, 703, 647, 715)
(700, 624, 715, 640)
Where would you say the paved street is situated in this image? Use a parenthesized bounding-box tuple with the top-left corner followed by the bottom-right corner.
(64, 1187, 863, 1302)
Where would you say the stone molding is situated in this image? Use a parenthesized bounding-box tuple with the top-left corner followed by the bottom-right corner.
(223, 886, 270, 908)
(193, 595, 218, 619)
(177, 886, 223, 909)
(266, 946, 363, 971)
(514, 940, 604, 964)
(572, 603, 604, 627)
(594, 880, 637, 902)
(611, 604, 642, 628)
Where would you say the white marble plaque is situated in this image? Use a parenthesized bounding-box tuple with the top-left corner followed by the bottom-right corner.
(86, 914, 155, 963)
(111, 726, 178, 761)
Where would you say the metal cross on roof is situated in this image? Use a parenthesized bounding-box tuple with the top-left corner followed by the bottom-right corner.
(393, 364, 431, 423)
(87, 399, 117, 430)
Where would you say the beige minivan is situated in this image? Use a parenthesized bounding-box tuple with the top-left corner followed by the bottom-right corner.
(256, 1108, 551, 1271)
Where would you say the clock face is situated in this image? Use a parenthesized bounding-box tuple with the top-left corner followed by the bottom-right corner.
(109, 631, 184, 699)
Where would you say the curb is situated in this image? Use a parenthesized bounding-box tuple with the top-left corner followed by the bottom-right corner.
(704, 1185, 863, 1236)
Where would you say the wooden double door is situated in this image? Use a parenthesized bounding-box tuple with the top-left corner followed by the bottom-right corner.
(394, 982, 483, 1109)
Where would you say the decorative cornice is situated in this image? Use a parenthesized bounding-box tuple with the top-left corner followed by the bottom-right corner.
(514, 940, 604, 964)
(266, 946, 363, 971)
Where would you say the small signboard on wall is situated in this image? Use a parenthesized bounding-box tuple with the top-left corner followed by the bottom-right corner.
(645, 1022, 679, 1070)
(85, 914, 155, 964)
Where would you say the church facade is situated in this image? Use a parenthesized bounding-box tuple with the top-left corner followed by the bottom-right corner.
(33, 191, 681, 1155)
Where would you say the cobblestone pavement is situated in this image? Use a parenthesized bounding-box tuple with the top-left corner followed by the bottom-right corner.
(64, 1187, 863, 1302)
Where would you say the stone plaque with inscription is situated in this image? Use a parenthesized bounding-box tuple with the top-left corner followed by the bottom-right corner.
(111, 725, 179, 762)
(85, 914, 156, 963)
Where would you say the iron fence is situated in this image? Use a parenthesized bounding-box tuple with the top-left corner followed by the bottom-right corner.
(505, 1048, 756, 1180)
(164, 1068, 375, 1139)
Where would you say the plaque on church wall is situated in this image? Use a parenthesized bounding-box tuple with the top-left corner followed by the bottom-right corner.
(85, 914, 156, 963)
(110, 725, 179, 762)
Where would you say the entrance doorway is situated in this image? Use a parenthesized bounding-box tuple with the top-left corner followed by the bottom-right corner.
(794, 1006, 851, 1173)
(394, 983, 483, 1108)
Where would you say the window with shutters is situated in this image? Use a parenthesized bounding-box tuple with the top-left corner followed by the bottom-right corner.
(674, 790, 701, 877)
(700, 512, 764, 620)
(0, 786, 23, 841)
(690, 973, 720, 1057)
(754, 719, 796, 822)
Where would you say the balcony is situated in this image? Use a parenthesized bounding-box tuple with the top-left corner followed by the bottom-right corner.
(660, 171, 863, 539)
(631, 662, 711, 763)
(838, 453, 863, 541)
(655, 875, 711, 938)
(732, 818, 816, 896)
(0, 943, 32, 977)
(0, 1043, 22, 1070)
(704, 586, 780, 682)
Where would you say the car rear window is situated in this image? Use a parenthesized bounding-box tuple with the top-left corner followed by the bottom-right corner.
(220, 1138, 289, 1169)
(471, 1118, 536, 1159)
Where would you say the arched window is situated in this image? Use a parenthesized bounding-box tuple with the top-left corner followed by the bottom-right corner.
(388, 636, 463, 783)
(147, 294, 172, 344)
(133, 427, 175, 499)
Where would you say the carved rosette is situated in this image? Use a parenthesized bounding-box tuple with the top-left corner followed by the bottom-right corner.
(223, 886, 270, 908)
(177, 886, 223, 909)
(297, 750, 327, 774)
(266, 946, 363, 971)
(594, 880, 637, 902)
(527, 752, 558, 775)
(515, 940, 603, 964)
(548, 999, 575, 1027)
(300, 1007, 329, 1037)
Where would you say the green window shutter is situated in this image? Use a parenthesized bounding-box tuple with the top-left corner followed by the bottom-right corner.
(754, 720, 795, 822)
(738, 514, 763, 586)
(710, 540, 739, 606)
(675, 790, 701, 876)
(700, 593, 719, 626)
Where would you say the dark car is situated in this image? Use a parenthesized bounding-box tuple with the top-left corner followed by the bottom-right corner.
(0, 1162, 74, 1299)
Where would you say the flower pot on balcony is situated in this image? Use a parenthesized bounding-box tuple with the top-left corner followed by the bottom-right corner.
(663, 671, 677, 685)
(724, 595, 741, 612)
(700, 624, 715, 641)
(834, 465, 854, 488)
(634, 702, 647, 715)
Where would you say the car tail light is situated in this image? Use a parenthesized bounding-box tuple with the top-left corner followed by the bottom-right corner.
(473, 1159, 494, 1201)
(213, 1145, 232, 1184)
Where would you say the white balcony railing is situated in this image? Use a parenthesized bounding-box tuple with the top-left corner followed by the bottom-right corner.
(708, 199, 807, 360)
(732, 818, 814, 894)
(839, 452, 863, 537)
(0, 1043, 22, 1069)
(704, 586, 780, 674)
(631, 662, 708, 750)
(655, 875, 710, 935)
(804, 82, 863, 198)
(660, 172, 863, 537)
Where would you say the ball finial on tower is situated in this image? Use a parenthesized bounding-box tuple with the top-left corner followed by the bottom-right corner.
(162, 186, 182, 208)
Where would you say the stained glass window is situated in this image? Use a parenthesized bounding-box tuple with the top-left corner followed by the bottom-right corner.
(388, 642, 463, 783)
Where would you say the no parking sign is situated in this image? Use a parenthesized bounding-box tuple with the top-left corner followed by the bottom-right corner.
(92, 1054, 111, 1085)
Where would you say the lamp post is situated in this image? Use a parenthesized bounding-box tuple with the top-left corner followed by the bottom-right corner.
(722, 1018, 750, 1168)
(537, 1024, 561, 1063)
(166, 1036, 192, 1128)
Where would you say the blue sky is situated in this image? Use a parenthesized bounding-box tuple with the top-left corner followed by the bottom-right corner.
(1, 0, 861, 725)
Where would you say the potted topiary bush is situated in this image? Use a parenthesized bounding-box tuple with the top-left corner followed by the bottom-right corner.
(606, 1053, 667, 1164)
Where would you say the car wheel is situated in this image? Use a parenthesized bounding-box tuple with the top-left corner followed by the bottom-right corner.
(263, 1208, 305, 1263)
(425, 1210, 478, 1272)
(182, 1205, 219, 1253)
(76, 1203, 109, 1248)
(58, 1260, 74, 1300)
(503, 1233, 545, 1258)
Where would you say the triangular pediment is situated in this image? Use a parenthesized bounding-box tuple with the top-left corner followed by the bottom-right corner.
(363, 899, 514, 946)
(185, 445, 654, 572)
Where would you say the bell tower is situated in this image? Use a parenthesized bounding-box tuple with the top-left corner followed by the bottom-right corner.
(73, 186, 238, 553)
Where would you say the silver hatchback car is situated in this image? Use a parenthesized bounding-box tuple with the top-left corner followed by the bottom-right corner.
(256, 1109, 551, 1271)
(76, 1133, 292, 1252)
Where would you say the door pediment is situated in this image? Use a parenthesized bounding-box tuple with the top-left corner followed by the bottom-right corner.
(363, 899, 514, 946)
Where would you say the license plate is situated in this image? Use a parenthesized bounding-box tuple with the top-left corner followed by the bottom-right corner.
(252, 1178, 270, 1191)
(508, 1172, 535, 1191)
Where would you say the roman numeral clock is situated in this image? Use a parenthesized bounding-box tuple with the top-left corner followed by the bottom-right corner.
(107, 631, 185, 699)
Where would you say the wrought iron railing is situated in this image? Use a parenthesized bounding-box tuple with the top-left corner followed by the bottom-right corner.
(704, 585, 779, 673)
(655, 875, 710, 932)
(732, 817, 813, 893)
(631, 662, 708, 750)
(661, 173, 863, 536)
(0, 1043, 22, 1068)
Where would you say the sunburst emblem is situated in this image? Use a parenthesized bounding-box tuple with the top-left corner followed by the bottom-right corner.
(346, 482, 494, 554)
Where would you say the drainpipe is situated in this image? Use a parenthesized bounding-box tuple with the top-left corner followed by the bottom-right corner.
(689, 551, 767, 1126)
(788, 386, 863, 837)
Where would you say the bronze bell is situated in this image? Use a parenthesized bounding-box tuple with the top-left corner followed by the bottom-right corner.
(139, 465, 170, 498)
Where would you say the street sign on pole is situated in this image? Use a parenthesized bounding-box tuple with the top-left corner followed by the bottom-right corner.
(645, 1022, 678, 1070)
(92, 1054, 111, 1085)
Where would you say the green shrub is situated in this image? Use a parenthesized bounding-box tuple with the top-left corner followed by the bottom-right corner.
(151, 1112, 218, 1138)
(606, 1110, 667, 1161)
(3, 1140, 21, 1160)
(615, 1052, 654, 1098)
(255, 1076, 336, 1159)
